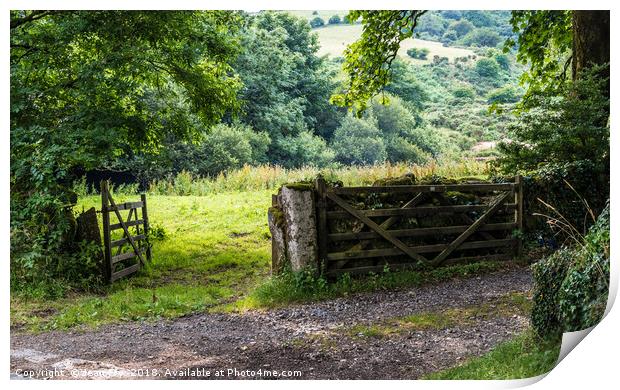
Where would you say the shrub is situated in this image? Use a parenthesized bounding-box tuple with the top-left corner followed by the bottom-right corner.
(328, 15, 341, 24)
(449, 20, 475, 37)
(406, 47, 430, 60)
(475, 58, 501, 78)
(462, 11, 494, 27)
(275, 131, 335, 168)
(461, 28, 502, 47)
(494, 53, 511, 71)
(487, 86, 520, 104)
(496, 65, 609, 173)
(531, 201, 609, 340)
(453, 85, 476, 100)
(201, 123, 271, 175)
(309, 17, 325, 28)
(558, 204, 610, 331)
(531, 249, 572, 340)
(440, 30, 458, 44)
(432, 55, 450, 66)
(331, 115, 387, 165)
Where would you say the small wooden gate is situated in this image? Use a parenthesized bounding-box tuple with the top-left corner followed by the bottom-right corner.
(315, 176, 523, 277)
(100, 181, 152, 282)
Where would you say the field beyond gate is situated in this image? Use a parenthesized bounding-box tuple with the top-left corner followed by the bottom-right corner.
(314, 176, 523, 277)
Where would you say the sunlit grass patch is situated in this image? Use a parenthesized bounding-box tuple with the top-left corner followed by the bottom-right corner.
(423, 331, 560, 380)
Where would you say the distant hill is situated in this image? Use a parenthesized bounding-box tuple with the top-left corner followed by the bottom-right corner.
(312, 24, 476, 64)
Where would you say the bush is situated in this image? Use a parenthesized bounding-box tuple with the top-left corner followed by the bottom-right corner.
(440, 31, 458, 45)
(462, 11, 494, 27)
(406, 47, 430, 60)
(531, 249, 572, 340)
(461, 28, 502, 47)
(496, 65, 609, 174)
(309, 17, 325, 28)
(331, 115, 387, 165)
(494, 53, 511, 71)
(453, 85, 476, 100)
(475, 58, 501, 78)
(416, 12, 447, 37)
(449, 20, 474, 37)
(275, 130, 335, 168)
(201, 123, 271, 175)
(487, 86, 520, 104)
(328, 15, 341, 24)
(531, 201, 609, 340)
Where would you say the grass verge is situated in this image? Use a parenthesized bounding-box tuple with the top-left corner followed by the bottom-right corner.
(231, 261, 515, 311)
(423, 330, 561, 380)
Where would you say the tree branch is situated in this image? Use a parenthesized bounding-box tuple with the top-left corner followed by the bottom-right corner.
(11, 10, 56, 29)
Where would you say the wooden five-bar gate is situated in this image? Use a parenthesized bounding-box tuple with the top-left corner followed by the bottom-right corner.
(100, 181, 152, 282)
(314, 176, 523, 277)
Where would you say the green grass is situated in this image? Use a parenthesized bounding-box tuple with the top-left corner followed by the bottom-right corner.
(11, 191, 273, 332)
(424, 331, 561, 380)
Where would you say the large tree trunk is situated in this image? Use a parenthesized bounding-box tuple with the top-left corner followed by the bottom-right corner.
(572, 11, 610, 82)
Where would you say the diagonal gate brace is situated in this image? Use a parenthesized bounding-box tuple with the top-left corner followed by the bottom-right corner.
(106, 192, 146, 266)
(327, 192, 427, 263)
(431, 191, 510, 266)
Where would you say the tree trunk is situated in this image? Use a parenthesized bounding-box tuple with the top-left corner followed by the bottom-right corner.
(572, 11, 609, 82)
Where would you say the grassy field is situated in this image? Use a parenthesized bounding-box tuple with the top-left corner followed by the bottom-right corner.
(11, 161, 493, 332)
(11, 191, 273, 331)
(312, 24, 476, 64)
(283, 11, 476, 63)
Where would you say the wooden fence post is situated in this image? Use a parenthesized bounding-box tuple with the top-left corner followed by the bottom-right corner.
(314, 175, 328, 273)
(141, 193, 152, 262)
(515, 175, 524, 257)
(101, 181, 113, 282)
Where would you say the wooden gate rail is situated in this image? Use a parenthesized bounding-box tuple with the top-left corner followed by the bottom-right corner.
(314, 176, 523, 277)
(101, 181, 152, 282)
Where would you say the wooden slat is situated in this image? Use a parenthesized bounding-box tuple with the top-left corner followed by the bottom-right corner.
(141, 193, 152, 261)
(109, 219, 145, 230)
(327, 238, 516, 261)
(326, 192, 428, 263)
(110, 263, 141, 282)
(112, 250, 139, 264)
(328, 222, 517, 242)
(114, 208, 135, 257)
(108, 201, 144, 211)
(101, 181, 113, 282)
(331, 183, 514, 195)
(333, 192, 427, 270)
(106, 192, 146, 266)
(327, 203, 517, 219)
(432, 192, 496, 241)
(432, 192, 511, 265)
(111, 234, 146, 248)
(325, 253, 513, 276)
(515, 175, 524, 257)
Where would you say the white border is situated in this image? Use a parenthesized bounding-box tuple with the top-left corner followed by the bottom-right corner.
(3, 2, 618, 390)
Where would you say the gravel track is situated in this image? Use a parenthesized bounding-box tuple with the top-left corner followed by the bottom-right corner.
(11, 267, 532, 380)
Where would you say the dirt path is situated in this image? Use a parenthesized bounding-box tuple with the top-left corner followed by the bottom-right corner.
(11, 267, 532, 380)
